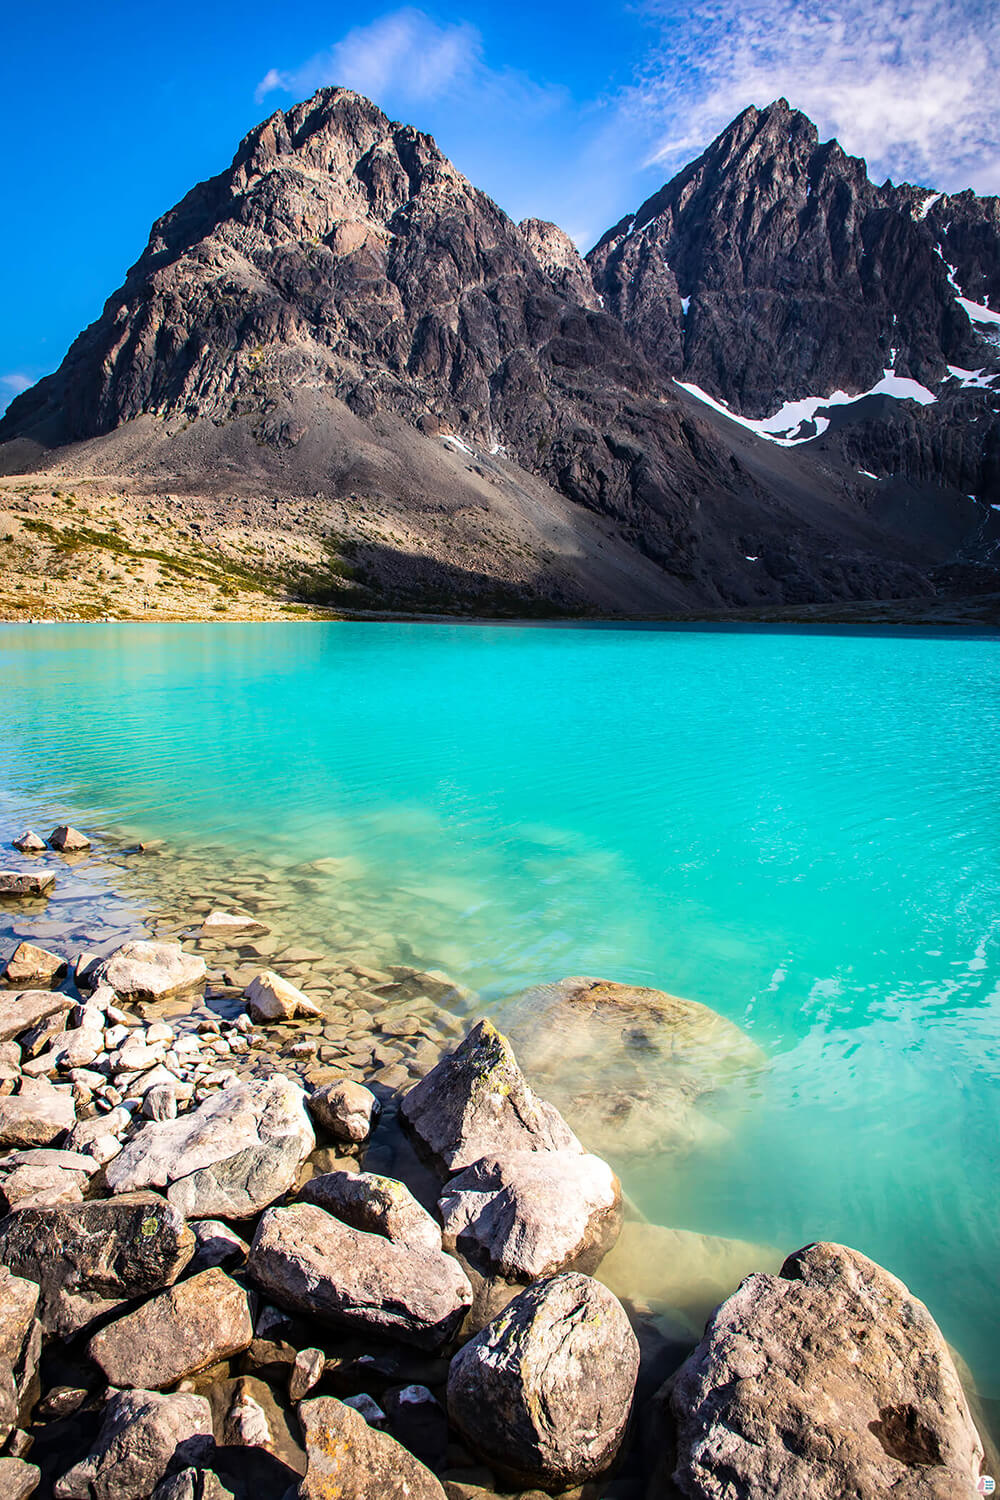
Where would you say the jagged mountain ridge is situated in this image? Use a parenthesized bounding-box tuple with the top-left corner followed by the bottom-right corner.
(1, 88, 997, 613)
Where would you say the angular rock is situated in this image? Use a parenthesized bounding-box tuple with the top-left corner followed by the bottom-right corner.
(248, 1201, 471, 1350)
(48, 826, 91, 853)
(399, 1020, 580, 1173)
(288, 1348, 325, 1403)
(301, 1171, 443, 1252)
(143, 1083, 178, 1121)
(1, 943, 67, 988)
(0, 1148, 97, 1211)
(21, 1026, 104, 1074)
(662, 1241, 986, 1500)
(0, 1458, 40, 1498)
(447, 1272, 639, 1489)
(190, 1220, 249, 1272)
(0, 1079, 75, 1148)
(439, 1149, 622, 1280)
(308, 1079, 380, 1142)
(0, 872, 55, 900)
(11, 832, 45, 854)
(105, 1074, 315, 1218)
(244, 971, 322, 1023)
(0, 990, 72, 1044)
(88, 1267, 253, 1389)
(298, 1396, 447, 1500)
(0, 1192, 196, 1336)
(54, 1389, 213, 1500)
(0, 1267, 41, 1443)
(92, 941, 207, 1000)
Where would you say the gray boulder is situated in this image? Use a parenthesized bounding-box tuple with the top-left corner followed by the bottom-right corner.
(0, 872, 55, 900)
(248, 1201, 471, 1350)
(0, 1078, 75, 1149)
(92, 941, 207, 1000)
(399, 1019, 580, 1173)
(660, 1241, 986, 1500)
(300, 1170, 443, 1252)
(297, 1396, 446, 1500)
(88, 1267, 253, 1389)
(447, 1272, 639, 1489)
(48, 826, 91, 852)
(55, 1389, 213, 1499)
(439, 1149, 622, 1280)
(1, 943, 66, 987)
(0, 990, 72, 1043)
(308, 1079, 380, 1142)
(105, 1075, 314, 1218)
(0, 1192, 195, 1336)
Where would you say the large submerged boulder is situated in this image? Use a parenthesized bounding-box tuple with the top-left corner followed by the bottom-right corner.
(399, 1019, 580, 1173)
(248, 1201, 472, 1349)
(447, 1271, 639, 1489)
(499, 975, 765, 1161)
(105, 1076, 314, 1218)
(659, 1241, 985, 1499)
(439, 1149, 622, 1280)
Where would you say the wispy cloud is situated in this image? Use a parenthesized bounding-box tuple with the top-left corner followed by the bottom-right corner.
(625, 0, 1000, 193)
(0, 373, 32, 396)
(255, 8, 553, 116)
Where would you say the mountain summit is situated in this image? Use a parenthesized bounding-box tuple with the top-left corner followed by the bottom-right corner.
(2, 89, 998, 615)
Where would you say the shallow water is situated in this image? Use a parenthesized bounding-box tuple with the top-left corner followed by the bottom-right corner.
(1, 620, 998, 1391)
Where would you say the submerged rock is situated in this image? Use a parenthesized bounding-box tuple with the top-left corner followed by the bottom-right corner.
(92, 940, 207, 1000)
(1, 942, 67, 988)
(307, 1079, 380, 1142)
(660, 1241, 985, 1499)
(48, 826, 91, 853)
(0, 1193, 196, 1336)
(201, 910, 269, 938)
(297, 1396, 447, 1500)
(447, 1271, 639, 1489)
(500, 975, 765, 1162)
(244, 970, 322, 1023)
(439, 1149, 622, 1280)
(105, 1075, 314, 1218)
(248, 1201, 472, 1349)
(54, 1389, 213, 1500)
(0, 872, 55, 900)
(399, 1019, 580, 1173)
(88, 1267, 253, 1389)
(301, 1170, 443, 1252)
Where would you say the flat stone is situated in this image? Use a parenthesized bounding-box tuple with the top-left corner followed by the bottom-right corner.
(301, 1170, 443, 1252)
(0, 1148, 97, 1211)
(88, 1267, 253, 1389)
(93, 941, 207, 1000)
(244, 970, 322, 1023)
(298, 1396, 447, 1500)
(12, 832, 45, 854)
(448, 1272, 639, 1490)
(1, 943, 67, 988)
(54, 1389, 213, 1500)
(660, 1241, 986, 1500)
(308, 1079, 380, 1142)
(439, 1149, 622, 1280)
(105, 1074, 315, 1218)
(248, 1201, 472, 1350)
(399, 1019, 580, 1173)
(48, 826, 91, 853)
(0, 991, 73, 1044)
(0, 1079, 76, 1149)
(201, 911, 269, 938)
(0, 1193, 196, 1336)
(0, 872, 55, 901)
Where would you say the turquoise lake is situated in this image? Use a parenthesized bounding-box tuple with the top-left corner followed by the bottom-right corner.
(1, 620, 998, 1393)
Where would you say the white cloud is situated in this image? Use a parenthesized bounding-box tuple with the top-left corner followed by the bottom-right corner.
(626, 0, 1000, 194)
(256, 9, 480, 107)
(0, 374, 32, 395)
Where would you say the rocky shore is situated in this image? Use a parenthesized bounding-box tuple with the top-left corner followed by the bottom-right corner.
(0, 824, 992, 1499)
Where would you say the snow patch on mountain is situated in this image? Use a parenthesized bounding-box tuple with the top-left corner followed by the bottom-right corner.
(675, 368, 937, 447)
(946, 365, 999, 389)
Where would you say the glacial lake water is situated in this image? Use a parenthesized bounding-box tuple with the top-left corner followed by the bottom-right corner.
(0, 620, 998, 1395)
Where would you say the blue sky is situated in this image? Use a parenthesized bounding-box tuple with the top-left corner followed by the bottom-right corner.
(2, 0, 997, 412)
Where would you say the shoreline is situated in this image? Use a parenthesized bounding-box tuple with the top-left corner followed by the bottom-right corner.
(0, 818, 997, 1497)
